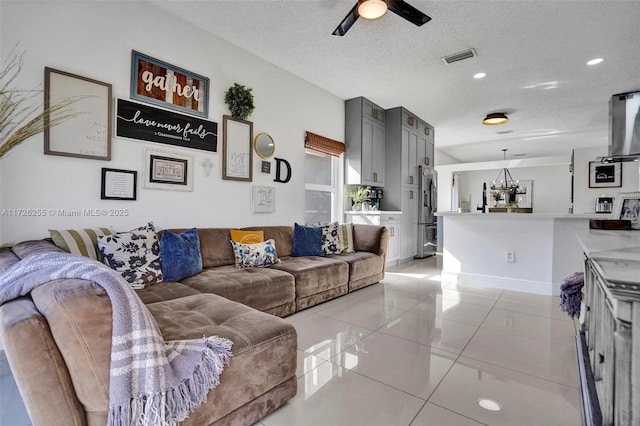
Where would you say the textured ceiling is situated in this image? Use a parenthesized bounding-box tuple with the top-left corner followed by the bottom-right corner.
(152, 0, 640, 163)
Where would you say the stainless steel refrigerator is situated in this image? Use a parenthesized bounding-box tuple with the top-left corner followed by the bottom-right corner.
(415, 166, 437, 258)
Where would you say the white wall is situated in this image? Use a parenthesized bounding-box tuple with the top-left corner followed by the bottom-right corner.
(0, 1, 344, 245)
(457, 165, 571, 213)
(572, 146, 640, 214)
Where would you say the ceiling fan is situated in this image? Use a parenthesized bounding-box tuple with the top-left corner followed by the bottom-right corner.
(333, 0, 431, 36)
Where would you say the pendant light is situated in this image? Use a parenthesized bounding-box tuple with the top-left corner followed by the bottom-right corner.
(482, 112, 509, 125)
(490, 149, 520, 202)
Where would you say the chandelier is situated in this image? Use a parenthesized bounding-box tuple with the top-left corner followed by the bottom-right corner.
(490, 149, 520, 202)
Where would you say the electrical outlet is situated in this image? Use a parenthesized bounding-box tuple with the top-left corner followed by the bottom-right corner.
(506, 250, 516, 263)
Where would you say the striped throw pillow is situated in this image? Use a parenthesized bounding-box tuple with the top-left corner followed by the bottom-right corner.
(49, 228, 113, 260)
(339, 223, 355, 253)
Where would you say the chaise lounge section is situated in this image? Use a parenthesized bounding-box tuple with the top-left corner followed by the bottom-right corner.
(0, 223, 388, 425)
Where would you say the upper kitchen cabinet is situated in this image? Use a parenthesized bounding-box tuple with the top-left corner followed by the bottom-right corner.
(345, 97, 385, 186)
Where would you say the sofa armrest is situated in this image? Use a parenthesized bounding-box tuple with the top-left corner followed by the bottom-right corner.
(352, 224, 388, 257)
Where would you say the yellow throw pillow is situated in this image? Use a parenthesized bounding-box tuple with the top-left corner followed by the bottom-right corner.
(230, 229, 265, 244)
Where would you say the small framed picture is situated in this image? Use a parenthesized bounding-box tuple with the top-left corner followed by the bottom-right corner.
(253, 186, 275, 213)
(101, 168, 137, 200)
(613, 192, 640, 229)
(144, 148, 193, 191)
(222, 115, 253, 181)
(589, 161, 622, 188)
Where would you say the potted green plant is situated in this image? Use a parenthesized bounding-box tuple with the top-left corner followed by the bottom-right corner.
(505, 201, 519, 213)
(346, 186, 371, 211)
(224, 83, 255, 120)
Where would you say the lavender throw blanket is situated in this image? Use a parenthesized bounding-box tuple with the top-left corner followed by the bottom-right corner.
(560, 271, 584, 319)
(0, 252, 232, 426)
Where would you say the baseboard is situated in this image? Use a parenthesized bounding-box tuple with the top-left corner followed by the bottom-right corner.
(441, 271, 558, 296)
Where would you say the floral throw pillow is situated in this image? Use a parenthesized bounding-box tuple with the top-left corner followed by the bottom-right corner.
(230, 239, 280, 268)
(307, 222, 342, 255)
(97, 222, 163, 289)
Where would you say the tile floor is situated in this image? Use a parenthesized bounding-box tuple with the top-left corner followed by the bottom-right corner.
(259, 256, 581, 426)
(0, 256, 581, 426)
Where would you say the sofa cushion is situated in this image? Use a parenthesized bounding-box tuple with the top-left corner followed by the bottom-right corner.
(331, 251, 385, 291)
(243, 226, 294, 257)
(292, 223, 322, 257)
(191, 228, 237, 268)
(145, 294, 297, 425)
(97, 223, 163, 289)
(339, 223, 355, 253)
(160, 228, 203, 281)
(230, 229, 264, 244)
(273, 256, 349, 299)
(49, 228, 113, 261)
(135, 282, 202, 305)
(10, 239, 63, 260)
(180, 265, 295, 314)
(230, 239, 280, 268)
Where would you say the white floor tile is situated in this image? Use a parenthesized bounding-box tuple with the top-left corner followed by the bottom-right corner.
(493, 298, 572, 322)
(429, 356, 580, 426)
(411, 402, 486, 426)
(481, 308, 576, 343)
(348, 284, 426, 311)
(379, 310, 478, 354)
(296, 349, 327, 378)
(443, 283, 504, 298)
(262, 361, 424, 426)
(331, 331, 456, 399)
(461, 328, 578, 387)
(293, 313, 374, 360)
(317, 298, 406, 330)
(413, 297, 492, 326)
(439, 288, 499, 307)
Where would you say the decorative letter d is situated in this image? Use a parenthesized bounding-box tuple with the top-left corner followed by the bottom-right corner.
(273, 158, 292, 183)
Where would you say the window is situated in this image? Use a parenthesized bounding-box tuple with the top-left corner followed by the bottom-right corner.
(304, 149, 343, 223)
(303, 131, 345, 224)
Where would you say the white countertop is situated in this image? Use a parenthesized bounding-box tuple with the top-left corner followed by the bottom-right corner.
(344, 210, 402, 215)
(437, 211, 606, 220)
(575, 229, 640, 285)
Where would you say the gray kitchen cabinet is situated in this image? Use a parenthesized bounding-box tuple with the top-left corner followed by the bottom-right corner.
(383, 107, 434, 260)
(345, 97, 385, 186)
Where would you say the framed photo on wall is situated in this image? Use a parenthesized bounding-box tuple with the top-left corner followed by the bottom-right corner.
(222, 115, 253, 181)
(44, 67, 112, 160)
(144, 148, 193, 191)
(589, 161, 622, 188)
(101, 168, 137, 200)
(613, 191, 640, 229)
(252, 186, 275, 213)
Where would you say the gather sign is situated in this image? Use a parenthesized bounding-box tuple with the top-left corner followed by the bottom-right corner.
(131, 51, 210, 118)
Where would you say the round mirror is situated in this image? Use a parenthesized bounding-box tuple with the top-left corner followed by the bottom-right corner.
(254, 132, 275, 159)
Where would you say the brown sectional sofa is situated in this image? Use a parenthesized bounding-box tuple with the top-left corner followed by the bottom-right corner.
(0, 224, 388, 425)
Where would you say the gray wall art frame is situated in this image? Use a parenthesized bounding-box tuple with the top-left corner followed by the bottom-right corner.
(222, 115, 253, 181)
(44, 67, 112, 160)
(144, 148, 193, 191)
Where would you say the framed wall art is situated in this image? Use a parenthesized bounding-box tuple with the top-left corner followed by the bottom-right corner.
(101, 168, 137, 200)
(131, 51, 209, 118)
(144, 148, 193, 191)
(613, 191, 640, 229)
(222, 115, 252, 181)
(589, 161, 622, 188)
(44, 67, 112, 160)
(252, 186, 275, 213)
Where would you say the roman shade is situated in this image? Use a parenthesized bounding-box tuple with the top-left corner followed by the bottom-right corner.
(304, 131, 345, 157)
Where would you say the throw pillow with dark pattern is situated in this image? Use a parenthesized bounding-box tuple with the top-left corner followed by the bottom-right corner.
(307, 221, 342, 255)
(97, 222, 163, 288)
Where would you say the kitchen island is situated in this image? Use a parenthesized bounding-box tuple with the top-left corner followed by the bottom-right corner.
(575, 229, 640, 425)
(438, 211, 604, 295)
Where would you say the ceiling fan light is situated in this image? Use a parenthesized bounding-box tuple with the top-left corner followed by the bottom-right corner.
(358, 0, 388, 20)
(483, 112, 509, 125)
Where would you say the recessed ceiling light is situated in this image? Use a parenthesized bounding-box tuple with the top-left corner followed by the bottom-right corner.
(513, 153, 527, 157)
(587, 58, 603, 66)
(473, 72, 486, 79)
(478, 398, 501, 411)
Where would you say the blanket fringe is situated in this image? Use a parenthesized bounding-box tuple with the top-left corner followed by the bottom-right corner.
(108, 336, 233, 426)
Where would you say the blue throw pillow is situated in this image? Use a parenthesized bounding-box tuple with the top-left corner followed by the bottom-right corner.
(292, 223, 323, 257)
(160, 228, 203, 281)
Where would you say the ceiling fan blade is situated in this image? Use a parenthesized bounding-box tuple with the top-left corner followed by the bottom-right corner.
(387, 0, 431, 26)
(332, 3, 360, 36)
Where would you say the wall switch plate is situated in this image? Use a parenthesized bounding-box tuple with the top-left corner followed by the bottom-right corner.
(506, 250, 516, 263)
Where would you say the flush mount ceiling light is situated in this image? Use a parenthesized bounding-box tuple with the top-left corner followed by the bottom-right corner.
(478, 398, 501, 411)
(358, 0, 388, 20)
(482, 112, 509, 125)
(587, 57, 604, 66)
(473, 72, 487, 79)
